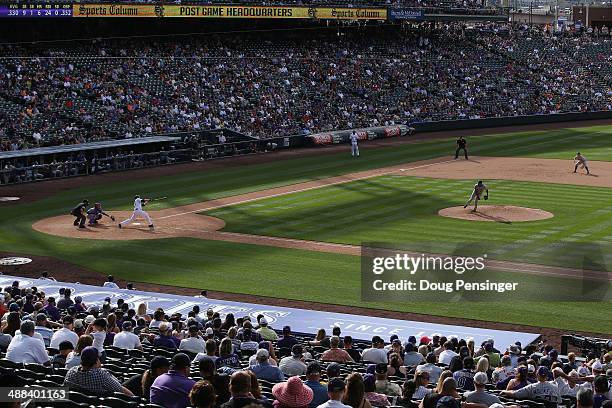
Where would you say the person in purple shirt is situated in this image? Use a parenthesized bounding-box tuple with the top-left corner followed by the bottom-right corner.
(150, 353, 196, 408)
(154, 322, 178, 350)
(44, 297, 61, 322)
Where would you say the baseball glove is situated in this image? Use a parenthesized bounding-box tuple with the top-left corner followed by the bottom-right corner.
(110, 215, 116, 221)
(484, 195, 489, 200)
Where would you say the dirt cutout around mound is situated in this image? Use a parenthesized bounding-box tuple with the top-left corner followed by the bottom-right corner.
(439, 205, 554, 223)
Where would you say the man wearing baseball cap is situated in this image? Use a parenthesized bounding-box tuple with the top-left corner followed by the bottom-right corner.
(464, 372, 501, 406)
(151, 353, 196, 408)
(501, 366, 561, 405)
(316, 378, 351, 408)
(257, 317, 278, 341)
(250, 348, 284, 382)
(279, 344, 308, 377)
(113, 321, 142, 350)
(63, 346, 133, 396)
(361, 336, 388, 364)
(304, 362, 329, 408)
(49, 315, 79, 350)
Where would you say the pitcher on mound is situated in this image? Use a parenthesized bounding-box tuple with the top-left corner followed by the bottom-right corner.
(464, 180, 489, 212)
(119, 195, 154, 230)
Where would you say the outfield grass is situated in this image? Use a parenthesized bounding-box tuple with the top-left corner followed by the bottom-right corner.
(1, 124, 612, 333)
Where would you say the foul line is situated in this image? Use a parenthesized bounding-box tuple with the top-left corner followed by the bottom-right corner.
(159, 158, 456, 220)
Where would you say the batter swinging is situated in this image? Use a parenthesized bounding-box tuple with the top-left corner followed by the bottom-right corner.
(119, 195, 154, 230)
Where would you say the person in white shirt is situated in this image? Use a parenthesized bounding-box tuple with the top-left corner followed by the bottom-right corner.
(118, 195, 154, 230)
(316, 378, 352, 408)
(502, 367, 562, 406)
(6, 321, 50, 365)
(279, 344, 307, 377)
(179, 325, 206, 354)
(349, 131, 360, 158)
(464, 180, 488, 212)
(439, 341, 459, 366)
(86, 318, 107, 356)
(417, 352, 444, 384)
(34, 314, 55, 347)
(113, 321, 142, 350)
(50, 316, 79, 349)
(103, 275, 120, 289)
(361, 336, 388, 364)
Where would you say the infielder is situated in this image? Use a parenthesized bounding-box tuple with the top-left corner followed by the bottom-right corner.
(119, 195, 154, 230)
(573, 152, 590, 175)
(350, 131, 360, 158)
(70, 199, 89, 228)
(464, 180, 489, 212)
(86, 202, 115, 226)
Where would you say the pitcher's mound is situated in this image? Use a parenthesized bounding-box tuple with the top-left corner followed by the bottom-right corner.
(438, 205, 553, 223)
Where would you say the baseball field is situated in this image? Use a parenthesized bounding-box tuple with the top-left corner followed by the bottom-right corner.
(2, 123, 612, 335)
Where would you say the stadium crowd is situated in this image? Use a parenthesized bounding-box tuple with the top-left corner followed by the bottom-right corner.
(0, 24, 610, 151)
(1, 275, 612, 408)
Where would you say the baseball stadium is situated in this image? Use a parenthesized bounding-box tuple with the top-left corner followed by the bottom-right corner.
(0, 6, 611, 408)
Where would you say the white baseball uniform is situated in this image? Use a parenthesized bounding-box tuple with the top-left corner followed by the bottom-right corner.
(575, 154, 588, 168)
(350, 133, 359, 157)
(120, 198, 153, 227)
(465, 183, 487, 208)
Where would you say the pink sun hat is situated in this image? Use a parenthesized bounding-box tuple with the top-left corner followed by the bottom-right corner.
(272, 376, 314, 408)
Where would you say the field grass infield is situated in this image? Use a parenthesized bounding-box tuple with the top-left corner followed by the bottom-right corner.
(2, 124, 612, 333)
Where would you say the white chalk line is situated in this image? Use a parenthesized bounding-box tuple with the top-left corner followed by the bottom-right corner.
(158, 158, 456, 220)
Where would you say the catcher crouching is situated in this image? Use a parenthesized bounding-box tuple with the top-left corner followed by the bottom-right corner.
(86, 202, 115, 226)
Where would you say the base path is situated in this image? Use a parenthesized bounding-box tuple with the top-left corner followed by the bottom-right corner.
(439, 205, 554, 223)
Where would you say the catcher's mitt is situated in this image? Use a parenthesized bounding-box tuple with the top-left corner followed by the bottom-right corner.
(110, 215, 116, 221)
(484, 195, 489, 201)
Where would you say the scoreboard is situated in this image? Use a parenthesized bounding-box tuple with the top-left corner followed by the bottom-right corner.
(0, 3, 73, 17)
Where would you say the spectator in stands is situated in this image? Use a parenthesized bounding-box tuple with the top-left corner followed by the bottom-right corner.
(216, 338, 241, 369)
(221, 370, 269, 408)
(343, 336, 361, 363)
(65, 335, 94, 369)
(318, 377, 352, 408)
(190, 380, 217, 408)
(387, 353, 408, 378)
(251, 348, 285, 382)
(257, 317, 278, 341)
(154, 321, 179, 350)
(321, 336, 353, 363)
(6, 320, 50, 365)
(57, 288, 74, 309)
(304, 362, 329, 408)
(439, 341, 458, 366)
(249, 341, 279, 368)
(280, 344, 308, 377)
(272, 376, 315, 408)
(2, 311, 20, 336)
(398, 380, 418, 408)
(51, 341, 74, 369)
(150, 353, 196, 408)
(239, 328, 259, 354)
(464, 372, 501, 406)
(103, 275, 120, 289)
(123, 356, 169, 399)
(593, 376, 610, 408)
(363, 373, 390, 407)
(362, 336, 388, 364)
(86, 317, 107, 356)
(342, 373, 372, 408)
(64, 346, 134, 396)
(44, 296, 63, 323)
(375, 362, 401, 397)
(113, 320, 142, 350)
(476, 358, 489, 378)
(180, 324, 206, 354)
(34, 313, 54, 347)
(492, 355, 514, 384)
(389, 339, 405, 361)
(419, 378, 459, 408)
(0, 329, 11, 349)
(194, 339, 219, 363)
(501, 367, 561, 405)
(198, 357, 231, 405)
(413, 369, 433, 399)
(50, 315, 79, 349)
(277, 326, 299, 350)
(453, 357, 476, 391)
(417, 353, 443, 385)
(309, 329, 330, 348)
(506, 366, 529, 391)
(404, 342, 425, 367)
(577, 388, 595, 408)
(478, 343, 500, 368)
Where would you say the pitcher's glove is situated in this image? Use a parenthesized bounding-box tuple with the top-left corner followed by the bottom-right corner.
(484, 195, 489, 201)
(110, 215, 116, 221)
